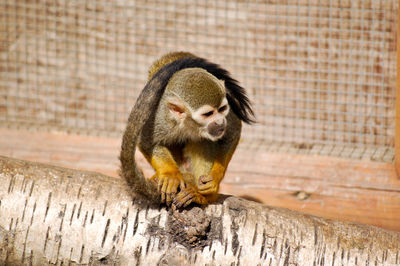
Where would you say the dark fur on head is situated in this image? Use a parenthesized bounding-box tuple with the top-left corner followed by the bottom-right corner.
(150, 56, 255, 124)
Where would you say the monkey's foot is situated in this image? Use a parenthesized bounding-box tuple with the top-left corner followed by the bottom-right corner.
(151, 173, 185, 206)
(173, 185, 208, 208)
(197, 175, 219, 195)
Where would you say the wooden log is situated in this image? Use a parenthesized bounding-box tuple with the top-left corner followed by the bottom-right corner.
(0, 156, 399, 265)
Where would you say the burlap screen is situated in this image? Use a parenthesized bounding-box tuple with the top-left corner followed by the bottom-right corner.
(0, 0, 397, 162)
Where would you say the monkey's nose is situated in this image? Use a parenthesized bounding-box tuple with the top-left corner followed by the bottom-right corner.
(215, 119, 224, 126)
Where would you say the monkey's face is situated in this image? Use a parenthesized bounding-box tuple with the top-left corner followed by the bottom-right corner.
(166, 95, 229, 142)
(190, 97, 229, 141)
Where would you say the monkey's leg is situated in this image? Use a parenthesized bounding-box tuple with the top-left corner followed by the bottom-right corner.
(140, 145, 185, 206)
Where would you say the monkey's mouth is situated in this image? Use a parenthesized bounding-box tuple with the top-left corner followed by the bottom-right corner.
(209, 127, 225, 139)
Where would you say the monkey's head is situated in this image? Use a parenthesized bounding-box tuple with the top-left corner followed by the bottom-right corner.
(164, 68, 230, 142)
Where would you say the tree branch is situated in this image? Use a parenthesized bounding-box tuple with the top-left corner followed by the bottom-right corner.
(0, 156, 399, 265)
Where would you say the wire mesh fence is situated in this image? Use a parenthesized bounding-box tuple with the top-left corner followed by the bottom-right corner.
(0, 0, 397, 162)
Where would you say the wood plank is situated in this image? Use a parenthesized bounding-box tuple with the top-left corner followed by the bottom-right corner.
(396, 0, 400, 178)
(0, 128, 399, 232)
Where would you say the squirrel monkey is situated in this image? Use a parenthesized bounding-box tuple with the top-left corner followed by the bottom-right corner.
(120, 52, 254, 208)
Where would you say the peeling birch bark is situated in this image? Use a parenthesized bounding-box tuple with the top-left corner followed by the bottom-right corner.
(0, 156, 399, 265)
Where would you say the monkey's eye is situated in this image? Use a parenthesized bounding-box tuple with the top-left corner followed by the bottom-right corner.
(202, 110, 214, 118)
(218, 105, 228, 113)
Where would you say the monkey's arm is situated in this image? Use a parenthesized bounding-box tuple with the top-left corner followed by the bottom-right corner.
(196, 139, 239, 199)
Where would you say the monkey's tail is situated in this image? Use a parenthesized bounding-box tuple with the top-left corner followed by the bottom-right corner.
(119, 58, 182, 201)
(119, 80, 164, 201)
(119, 121, 159, 201)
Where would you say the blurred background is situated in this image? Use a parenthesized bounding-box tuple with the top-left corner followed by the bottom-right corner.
(1, 0, 399, 231)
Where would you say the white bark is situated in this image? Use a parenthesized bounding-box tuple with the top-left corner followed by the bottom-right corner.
(0, 155, 399, 265)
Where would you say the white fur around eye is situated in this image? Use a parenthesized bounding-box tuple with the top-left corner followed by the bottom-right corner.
(218, 98, 229, 114)
(192, 105, 215, 124)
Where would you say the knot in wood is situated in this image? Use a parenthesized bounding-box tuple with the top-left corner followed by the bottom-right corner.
(168, 207, 211, 248)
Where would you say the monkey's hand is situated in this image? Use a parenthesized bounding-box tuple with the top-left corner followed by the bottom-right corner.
(173, 184, 208, 208)
(197, 175, 220, 195)
(151, 172, 185, 206)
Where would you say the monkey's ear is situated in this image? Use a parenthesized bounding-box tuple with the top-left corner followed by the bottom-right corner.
(166, 97, 187, 120)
